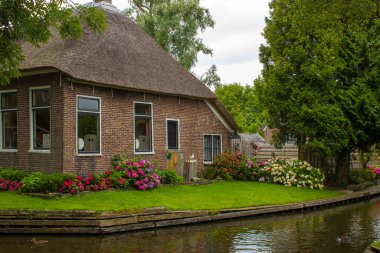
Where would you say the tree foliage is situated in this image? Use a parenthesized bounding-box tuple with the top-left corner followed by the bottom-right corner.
(259, 0, 380, 183)
(125, 0, 214, 70)
(0, 0, 107, 86)
(200, 64, 221, 89)
(215, 82, 265, 134)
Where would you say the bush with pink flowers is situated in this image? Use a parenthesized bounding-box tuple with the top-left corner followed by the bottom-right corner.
(0, 157, 161, 195)
(59, 176, 85, 194)
(112, 157, 160, 190)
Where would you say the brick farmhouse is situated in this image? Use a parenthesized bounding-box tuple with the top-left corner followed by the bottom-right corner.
(0, 1, 237, 176)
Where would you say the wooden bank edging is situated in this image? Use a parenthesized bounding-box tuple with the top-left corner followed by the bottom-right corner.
(0, 188, 379, 234)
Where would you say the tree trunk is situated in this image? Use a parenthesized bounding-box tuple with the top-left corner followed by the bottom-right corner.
(298, 135, 306, 161)
(335, 150, 350, 186)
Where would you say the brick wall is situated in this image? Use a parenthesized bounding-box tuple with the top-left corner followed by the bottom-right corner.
(0, 73, 232, 175)
(0, 73, 64, 173)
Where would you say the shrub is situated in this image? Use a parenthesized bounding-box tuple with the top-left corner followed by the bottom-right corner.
(202, 166, 217, 180)
(20, 172, 46, 193)
(60, 176, 85, 194)
(112, 158, 160, 190)
(213, 149, 247, 180)
(103, 169, 130, 189)
(0, 168, 27, 181)
(82, 173, 106, 191)
(157, 170, 184, 184)
(349, 167, 376, 184)
(270, 159, 325, 189)
(0, 178, 22, 191)
(45, 173, 76, 193)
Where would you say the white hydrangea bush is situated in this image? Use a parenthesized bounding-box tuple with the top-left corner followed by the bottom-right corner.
(270, 159, 325, 190)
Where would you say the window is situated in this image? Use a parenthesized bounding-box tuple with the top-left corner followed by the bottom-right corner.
(204, 134, 221, 163)
(166, 119, 179, 149)
(0, 91, 17, 150)
(77, 96, 101, 154)
(134, 102, 153, 153)
(31, 88, 51, 150)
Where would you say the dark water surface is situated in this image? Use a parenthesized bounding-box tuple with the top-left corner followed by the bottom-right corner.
(1, 198, 380, 253)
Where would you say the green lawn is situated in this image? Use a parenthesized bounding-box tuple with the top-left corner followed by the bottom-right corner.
(0, 181, 343, 212)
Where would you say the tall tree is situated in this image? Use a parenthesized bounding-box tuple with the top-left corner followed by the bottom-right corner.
(259, 0, 380, 184)
(200, 64, 221, 90)
(125, 0, 214, 70)
(0, 0, 107, 85)
(215, 82, 265, 134)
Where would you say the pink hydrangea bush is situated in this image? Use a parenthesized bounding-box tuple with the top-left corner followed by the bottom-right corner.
(0, 178, 22, 191)
(114, 158, 160, 190)
(59, 176, 85, 194)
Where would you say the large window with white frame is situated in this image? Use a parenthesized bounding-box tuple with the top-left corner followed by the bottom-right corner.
(30, 88, 51, 150)
(166, 119, 179, 150)
(0, 91, 17, 150)
(203, 134, 221, 163)
(77, 96, 101, 154)
(134, 102, 153, 153)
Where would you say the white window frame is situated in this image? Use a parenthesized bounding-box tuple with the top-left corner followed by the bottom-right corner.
(29, 86, 51, 154)
(76, 95, 102, 156)
(203, 134, 222, 164)
(133, 101, 154, 155)
(166, 118, 180, 150)
(0, 89, 17, 152)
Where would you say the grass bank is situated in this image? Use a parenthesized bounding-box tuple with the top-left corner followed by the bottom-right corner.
(0, 181, 343, 212)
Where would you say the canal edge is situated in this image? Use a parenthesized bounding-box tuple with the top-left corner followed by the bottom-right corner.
(0, 186, 379, 234)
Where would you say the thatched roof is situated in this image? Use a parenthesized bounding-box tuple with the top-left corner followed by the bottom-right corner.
(20, 10, 216, 99)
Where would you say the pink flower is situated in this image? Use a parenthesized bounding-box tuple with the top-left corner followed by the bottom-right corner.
(126, 171, 131, 178)
(70, 188, 76, 194)
(132, 172, 138, 178)
(115, 166, 121, 171)
(137, 169, 144, 175)
(106, 170, 111, 176)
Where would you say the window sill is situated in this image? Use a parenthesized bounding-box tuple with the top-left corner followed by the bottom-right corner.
(166, 148, 182, 151)
(77, 153, 102, 157)
(0, 149, 17, 153)
(28, 150, 50, 154)
(203, 161, 214, 165)
(134, 152, 155, 155)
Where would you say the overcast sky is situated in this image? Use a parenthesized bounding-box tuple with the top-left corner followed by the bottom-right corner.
(76, 0, 271, 85)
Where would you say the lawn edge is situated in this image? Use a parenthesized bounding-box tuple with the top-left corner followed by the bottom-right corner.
(0, 186, 379, 234)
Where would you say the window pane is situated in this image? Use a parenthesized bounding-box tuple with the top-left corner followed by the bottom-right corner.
(135, 116, 152, 152)
(204, 135, 212, 162)
(32, 89, 50, 107)
(1, 92, 17, 109)
(33, 108, 50, 149)
(78, 112, 100, 153)
(167, 120, 178, 149)
(135, 103, 151, 116)
(213, 135, 221, 158)
(78, 97, 99, 112)
(2, 111, 17, 149)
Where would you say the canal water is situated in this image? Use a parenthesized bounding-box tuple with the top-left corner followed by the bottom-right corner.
(1, 198, 379, 253)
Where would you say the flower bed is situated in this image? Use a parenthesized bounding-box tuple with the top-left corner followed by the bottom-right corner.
(213, 150, 325, 190)
(0, 157, 161, 195)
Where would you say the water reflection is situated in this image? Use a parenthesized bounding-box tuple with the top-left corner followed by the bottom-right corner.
(1, 198, 379, 253)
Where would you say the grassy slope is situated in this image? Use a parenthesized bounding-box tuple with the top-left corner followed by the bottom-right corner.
(0, 181, 343, 212)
